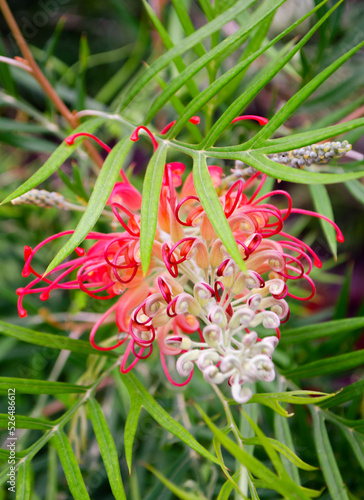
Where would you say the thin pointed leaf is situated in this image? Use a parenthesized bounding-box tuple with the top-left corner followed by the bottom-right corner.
(280, 317, 364, 345)
(341, 428, 364, 471)
(311, 409, 349, 500)
(0, 320, 116, 358)
(87, 397, 126, 500)
(318, 379, 364, 409)
(217, 471, 242, 500)
(124, 392, 143, 473)
(118, 0, 266, 111)
(309, 184, 337, 258)
(0, 414, 52, 430)
(145, 463, 206, 500)
(1, 117, 104, 205)
(345, 179, 364, 205)
(0, 378, 87, 395)
(52, 430, 90, 500)
(140, 144, 167, 274)
(16, 461, 31, 500)
(121, 371, 220, 465)
(274, 414, 301, 483)
(45, 137, 133, 274)
(170, 0, 206, 58)
(282, 350, 364, 379)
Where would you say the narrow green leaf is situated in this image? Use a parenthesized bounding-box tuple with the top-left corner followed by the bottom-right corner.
(124, 392, 143, 473)
(0, 377, 87, 395)
(195, 404, 311, 500)
(0, 320, 116, 358)
(345, 179, 364, 205)
(15, 461, 32, 500)
(280, 317, 364, 345)
(140, 144, 167, 274)
(274, 414, 301, 483)
(121, 372, 220, 465)
(0, 414, 52, 430)
(217, 471, 242, 500)
(341, 427, 364, 471)
(283, 350, 364, 379)
(145, 463, 206, 500)
(311, 409, 349, 500)
(87, 397, 126, 500)
(193, 154, 246, 270)
(250, 35, 364, 148)
(145, 0, 281, 125)
(1, 117, 104, 205)
(46, 445, 58, 500)
(117, 0, 265, 111)
(52, 430, 90, 500)
(318, 379, 364, 409)
(309, 184, 337, 258)
(170, 0, 207, 58)
(45, 136, 133, 274)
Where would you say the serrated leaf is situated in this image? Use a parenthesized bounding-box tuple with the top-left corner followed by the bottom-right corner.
(0, 378, 87, 395)
(282, 350, 364, 379)
(193, 153, 246, 271)
(249, 32, 364, 148)
(140, 144, 167, 274)
(52, 430, 90, 500)
(87, 397, 126, 500)
(16, 460, 32, 500)
(121, 371, 220, 465)
(309, 184, 337, 258)
(1, 117, 104, 205)
(118, 0, 266, 111)
(280, 317, 364, 345)
(0, 320, 116, 358)
(124, 392, 142, 473)
(0, 414, 52, 430)
(195, 404, 311, 500)
(45, 136, 133, 274)
(144, 463, 207, 500)
(311, 409, 349, 500)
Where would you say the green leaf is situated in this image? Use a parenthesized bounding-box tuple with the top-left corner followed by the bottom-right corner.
(170, 0, 207, 59)
(0, 414, 52, 430)
(45, 136, 133, 274)
(282, 350, 364, 379)
(140, 144, 167, 274)
(1, 117, 104, 205)
(311, 409, 349, 500)
(15, 461, 32, 500)
(345, 179, 364, 205)
(318, 379, 364, 409)
(87, 397, 126, 500)
(249, 32, 364, 148)
(0, 377, 87, 395)
(274, 413, 301, 483)
(309, 184, 337, 257)
(340, 427, 364, 471)
(144, 463, 207, 500)
(217, 471, 242, 500)
(121, 371, 220, 465)
(0, 320, 116, 358)
(124, 392, 142, 473)
(117, 0, 267, 111)
(145, 0, 284, 126)
(52, 430, 91, 500)
(280, 317, 364, 345)
(193, 153, 246, 270)
(195, 404, 311, 500)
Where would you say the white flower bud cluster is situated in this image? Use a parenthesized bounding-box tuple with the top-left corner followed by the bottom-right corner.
(11, 189, 65, 209)
(166, 273, 287, 404)
(268, 140, 352, 169)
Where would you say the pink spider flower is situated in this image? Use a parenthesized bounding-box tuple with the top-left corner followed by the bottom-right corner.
(17, 116, 344, 403)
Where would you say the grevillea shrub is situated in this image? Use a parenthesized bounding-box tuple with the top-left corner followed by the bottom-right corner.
(0, 1, 364, 498)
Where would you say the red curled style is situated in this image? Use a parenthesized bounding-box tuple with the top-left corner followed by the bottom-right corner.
(175, 196, 200, 226)
(224, 180, 244, 218)
(130, 126, 159, 151)
(89, 302, 127, 351)
(65, 133, 112, 153)
(160, 116, 200, 135)
(231, 115, 269, 126)
(111, 203, 140, 237)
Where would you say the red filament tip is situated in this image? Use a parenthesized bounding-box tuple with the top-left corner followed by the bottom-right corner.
(160, 116, 200, 135)
(65, 133, 111, 153)
(231, 115, 269, 126)
(130, 126, 158, 151)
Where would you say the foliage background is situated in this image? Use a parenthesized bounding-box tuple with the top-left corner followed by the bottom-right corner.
(0, 0, 364, 498)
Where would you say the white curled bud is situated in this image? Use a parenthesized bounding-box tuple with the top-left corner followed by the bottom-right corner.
(176, 350, 200, 376)
(202, 324, 221, 347)
(254, 336, 279, 357)
(175, 293, 202, 316)
(231, 272, 247, 295)
(253, 354, 275, 382)
(248, 293, 262, 311)
(164, 335, 193, 350)
(242, 331, 258, 348)
(231, 383, 253, 404)
(229, 307, 255, 330)
(250, 311, 280, 329)
(220, 354, 241, 374)
(202, 365, 226, 384)
(194, 282, 214, 307)
(197, 350, 221, 371)
(209, 305, 227, 328)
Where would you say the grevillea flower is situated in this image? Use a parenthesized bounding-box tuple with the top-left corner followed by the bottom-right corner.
(17, 116, 344, 403)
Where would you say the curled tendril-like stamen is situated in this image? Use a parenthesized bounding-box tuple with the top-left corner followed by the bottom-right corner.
(253, 190, 293, 221)
(130, 126, 159, 151)
(157, 277, 173, 303)
(160, 351, 194, 387)
(111, 203, 140, 236)
(286, 273, 316, 301)
(162, 243, 179, 278)
(168, 237, 197, 265)
(120, 340, 148, 374)
(175, 195, 200, 226)
(160, 116, 200, 135)
(224, 180, 244, 218)
(65, 133, 111, 153)
(90, 302, 127, 351)
(231, 115, 269, 126)
(281, 208, 344, 242)
(248, 174, 267, 203)
(280, 232, 322, 268)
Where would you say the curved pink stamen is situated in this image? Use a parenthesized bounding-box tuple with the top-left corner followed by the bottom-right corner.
(160, 116, 200, 135)
(160, 351, 194, 387)
(279, 232, 322, 268)
(130, 126, 158, 151)
(231, 115, 269, 126)
(157, 277, 173, 303)
(162, 243, 179, 278)
(120, 340, 146, 374)
(281, 208, 344, 242)
(111, 203, 140, 237)
(90, 302, 127, 351)
(175, 195, 200, 226)
(224, 180, 244, 218)
(286, 273, 316, 301)
(253, 190, 292, 221)
(248, 174, 267, 204)
(65, 133, 111, 153)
